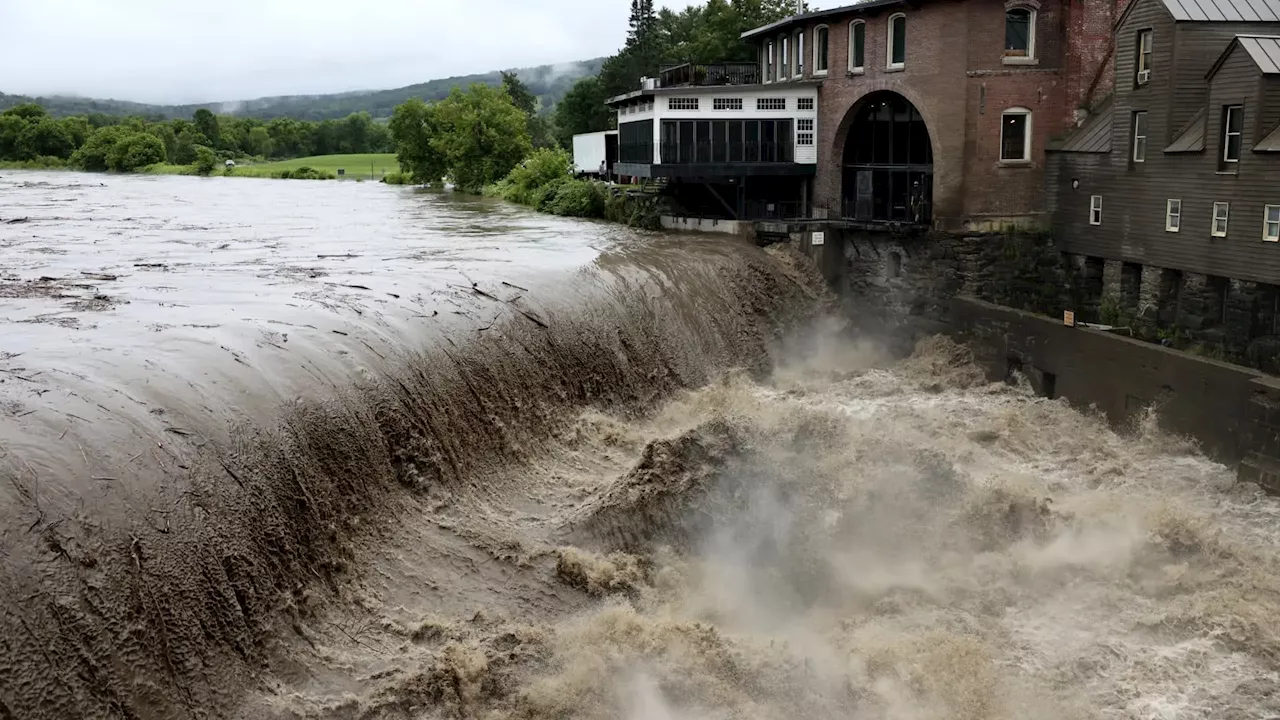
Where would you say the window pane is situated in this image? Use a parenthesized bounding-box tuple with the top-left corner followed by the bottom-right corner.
(817, 28, 829, 70)
(712, 121, 727, 162)
(892, 18, 906, 64)
(853, 23, 865, 67)
(1228, 107, 1243, 133)
(1001, 113, 1027, 160)
(1227, 134, 1242, 160)
(1005, 10, 1030, 55)
(1269, 206, 1280, 223)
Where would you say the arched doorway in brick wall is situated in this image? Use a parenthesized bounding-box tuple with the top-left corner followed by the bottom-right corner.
(840, 91, 933, 225)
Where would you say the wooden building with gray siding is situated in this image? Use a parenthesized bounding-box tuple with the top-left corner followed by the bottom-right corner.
(1047, 0, 1280, 363)
(1049, 0, 1280, 282)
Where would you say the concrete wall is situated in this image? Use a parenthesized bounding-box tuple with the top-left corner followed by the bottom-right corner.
(950, 296, 1270, 471)
(799, 226, 1280, 489)
(661, 216, 755, 236)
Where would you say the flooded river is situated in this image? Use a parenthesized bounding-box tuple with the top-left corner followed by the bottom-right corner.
(2, 171, 1279, 720)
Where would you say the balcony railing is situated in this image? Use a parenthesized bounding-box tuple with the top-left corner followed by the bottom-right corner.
(745, 201, 804, 220)
(659, 62, 761, 88)
(660, 141, 793, 165)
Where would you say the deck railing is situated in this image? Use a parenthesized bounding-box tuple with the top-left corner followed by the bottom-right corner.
(659, 62, 761, 87)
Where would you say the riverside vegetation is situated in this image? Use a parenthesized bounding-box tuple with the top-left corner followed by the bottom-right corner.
(0, 101, 394, 176)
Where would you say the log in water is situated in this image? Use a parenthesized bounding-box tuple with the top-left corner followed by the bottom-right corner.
(1, 172, 1278, 720)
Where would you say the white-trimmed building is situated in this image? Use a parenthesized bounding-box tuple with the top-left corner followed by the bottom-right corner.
(606, 62, 819, 221)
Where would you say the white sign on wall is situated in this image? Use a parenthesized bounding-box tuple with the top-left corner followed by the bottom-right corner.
(812, 231, 825, 246)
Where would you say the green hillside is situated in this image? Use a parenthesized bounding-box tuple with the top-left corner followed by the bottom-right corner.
(0, 58, 604, 121)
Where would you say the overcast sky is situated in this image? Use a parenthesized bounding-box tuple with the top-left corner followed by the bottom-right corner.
(0, 0, 710, 104)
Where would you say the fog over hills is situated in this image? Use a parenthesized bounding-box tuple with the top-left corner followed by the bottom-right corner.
(0, 58, 604, 120)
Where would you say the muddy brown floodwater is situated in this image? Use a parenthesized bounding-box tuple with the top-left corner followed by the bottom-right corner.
(2, 171, 1280, 720)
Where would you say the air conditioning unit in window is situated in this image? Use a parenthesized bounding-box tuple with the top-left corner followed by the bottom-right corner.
(1137, 69, 1150, 84)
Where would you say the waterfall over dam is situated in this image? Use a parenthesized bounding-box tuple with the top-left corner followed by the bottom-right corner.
(1, 172, 1278, 720)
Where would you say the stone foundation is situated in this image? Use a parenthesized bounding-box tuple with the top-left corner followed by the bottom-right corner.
(798, 226, 1280, 374)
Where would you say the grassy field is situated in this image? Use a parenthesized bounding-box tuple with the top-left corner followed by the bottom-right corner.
(248, 153, 399, 179)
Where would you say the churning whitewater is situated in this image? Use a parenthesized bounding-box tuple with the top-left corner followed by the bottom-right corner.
(1, 172, 1279, 720)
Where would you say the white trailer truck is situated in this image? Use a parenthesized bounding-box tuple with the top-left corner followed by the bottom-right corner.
(572, 130, 618, 178)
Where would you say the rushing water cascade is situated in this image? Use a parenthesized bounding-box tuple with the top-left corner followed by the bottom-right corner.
(2, 172, 1279, 720)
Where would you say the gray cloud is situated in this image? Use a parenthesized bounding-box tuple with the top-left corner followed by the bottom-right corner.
(0, 0, 697, 103)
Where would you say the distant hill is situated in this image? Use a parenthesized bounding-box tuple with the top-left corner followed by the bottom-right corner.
(0, 58, 604, 121)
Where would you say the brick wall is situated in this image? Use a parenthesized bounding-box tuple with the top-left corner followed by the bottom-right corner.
(796, 0, 1109, 229)
(1063, 0, 1128, 122)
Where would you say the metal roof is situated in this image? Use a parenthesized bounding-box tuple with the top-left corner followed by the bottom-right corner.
(1053, 101, 1113, 153)
(1238, 34, 1280, 71)
(1160, 0, 1280, 22)
(1256, 123, 1280, 150)
(1165, 109, 1207, 152)
(1207, 34, 1280, 77)
(741, 0, 909, 39)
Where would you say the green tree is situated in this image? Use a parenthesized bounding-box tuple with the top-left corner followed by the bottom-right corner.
(193, 109, 219, 146)
(194, 145, 217, 175)
(71, 126, 131, 171)
(171, 127, 202, 164)
(388, 97, 447, 185)
(60, 116, 92, 148)
(0, 114, 27, 159)
(246, 126, 273, 157)
(107, 132, 165, 171)
(430, 84, 532, 193)
(2, 103, 48, 122)
(17, 118, 76, 159)
(147, 122, 178, 161)
(501, 71, 538, 117)
(553, 76, 613, 148)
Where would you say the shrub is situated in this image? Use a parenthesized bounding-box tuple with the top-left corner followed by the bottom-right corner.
(194, 146, 217, 175)
(275, 166, 336, 180)
(107, 132, 166, 172)
(546, 178, 605, 218)
(498, 148, 574, 205)
(381, 171, 413, 185)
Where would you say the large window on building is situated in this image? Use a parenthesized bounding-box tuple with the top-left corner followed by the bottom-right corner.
(780, 35, 790, 79)
(660, 119, 793, 164)
(1136, 30, 1153, 85)
(1222, 104, 1243, 168)
(1005, 8, 1035, 59)
(1131, 111, 1148, 163)
(669, 97, 699, 111)
(618, 120, 654, 164)
(887, 14, 906, 69)
(1166, 199, 1181, 232)
(794, 30, 805, 77)
(1000, 108, 1031, 162)
(850, 21, 866, 72)
(1266, 205, 1280, 242)
(1090, 195, 1103, 225)
(765, 40, 775, 82)
(814, 26, 830, 74)
(1213, 201, 1230, 237)
(798, 118, 814, 146)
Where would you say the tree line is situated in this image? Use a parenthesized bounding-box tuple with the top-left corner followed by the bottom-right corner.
(0, 102, 394, 172)
(551, 0, 803, 146)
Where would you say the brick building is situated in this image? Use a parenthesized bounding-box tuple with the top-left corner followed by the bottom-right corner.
(738, 0, 1125, 231)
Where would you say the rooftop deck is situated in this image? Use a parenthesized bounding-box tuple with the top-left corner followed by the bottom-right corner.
(658, 62, 761, 87)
